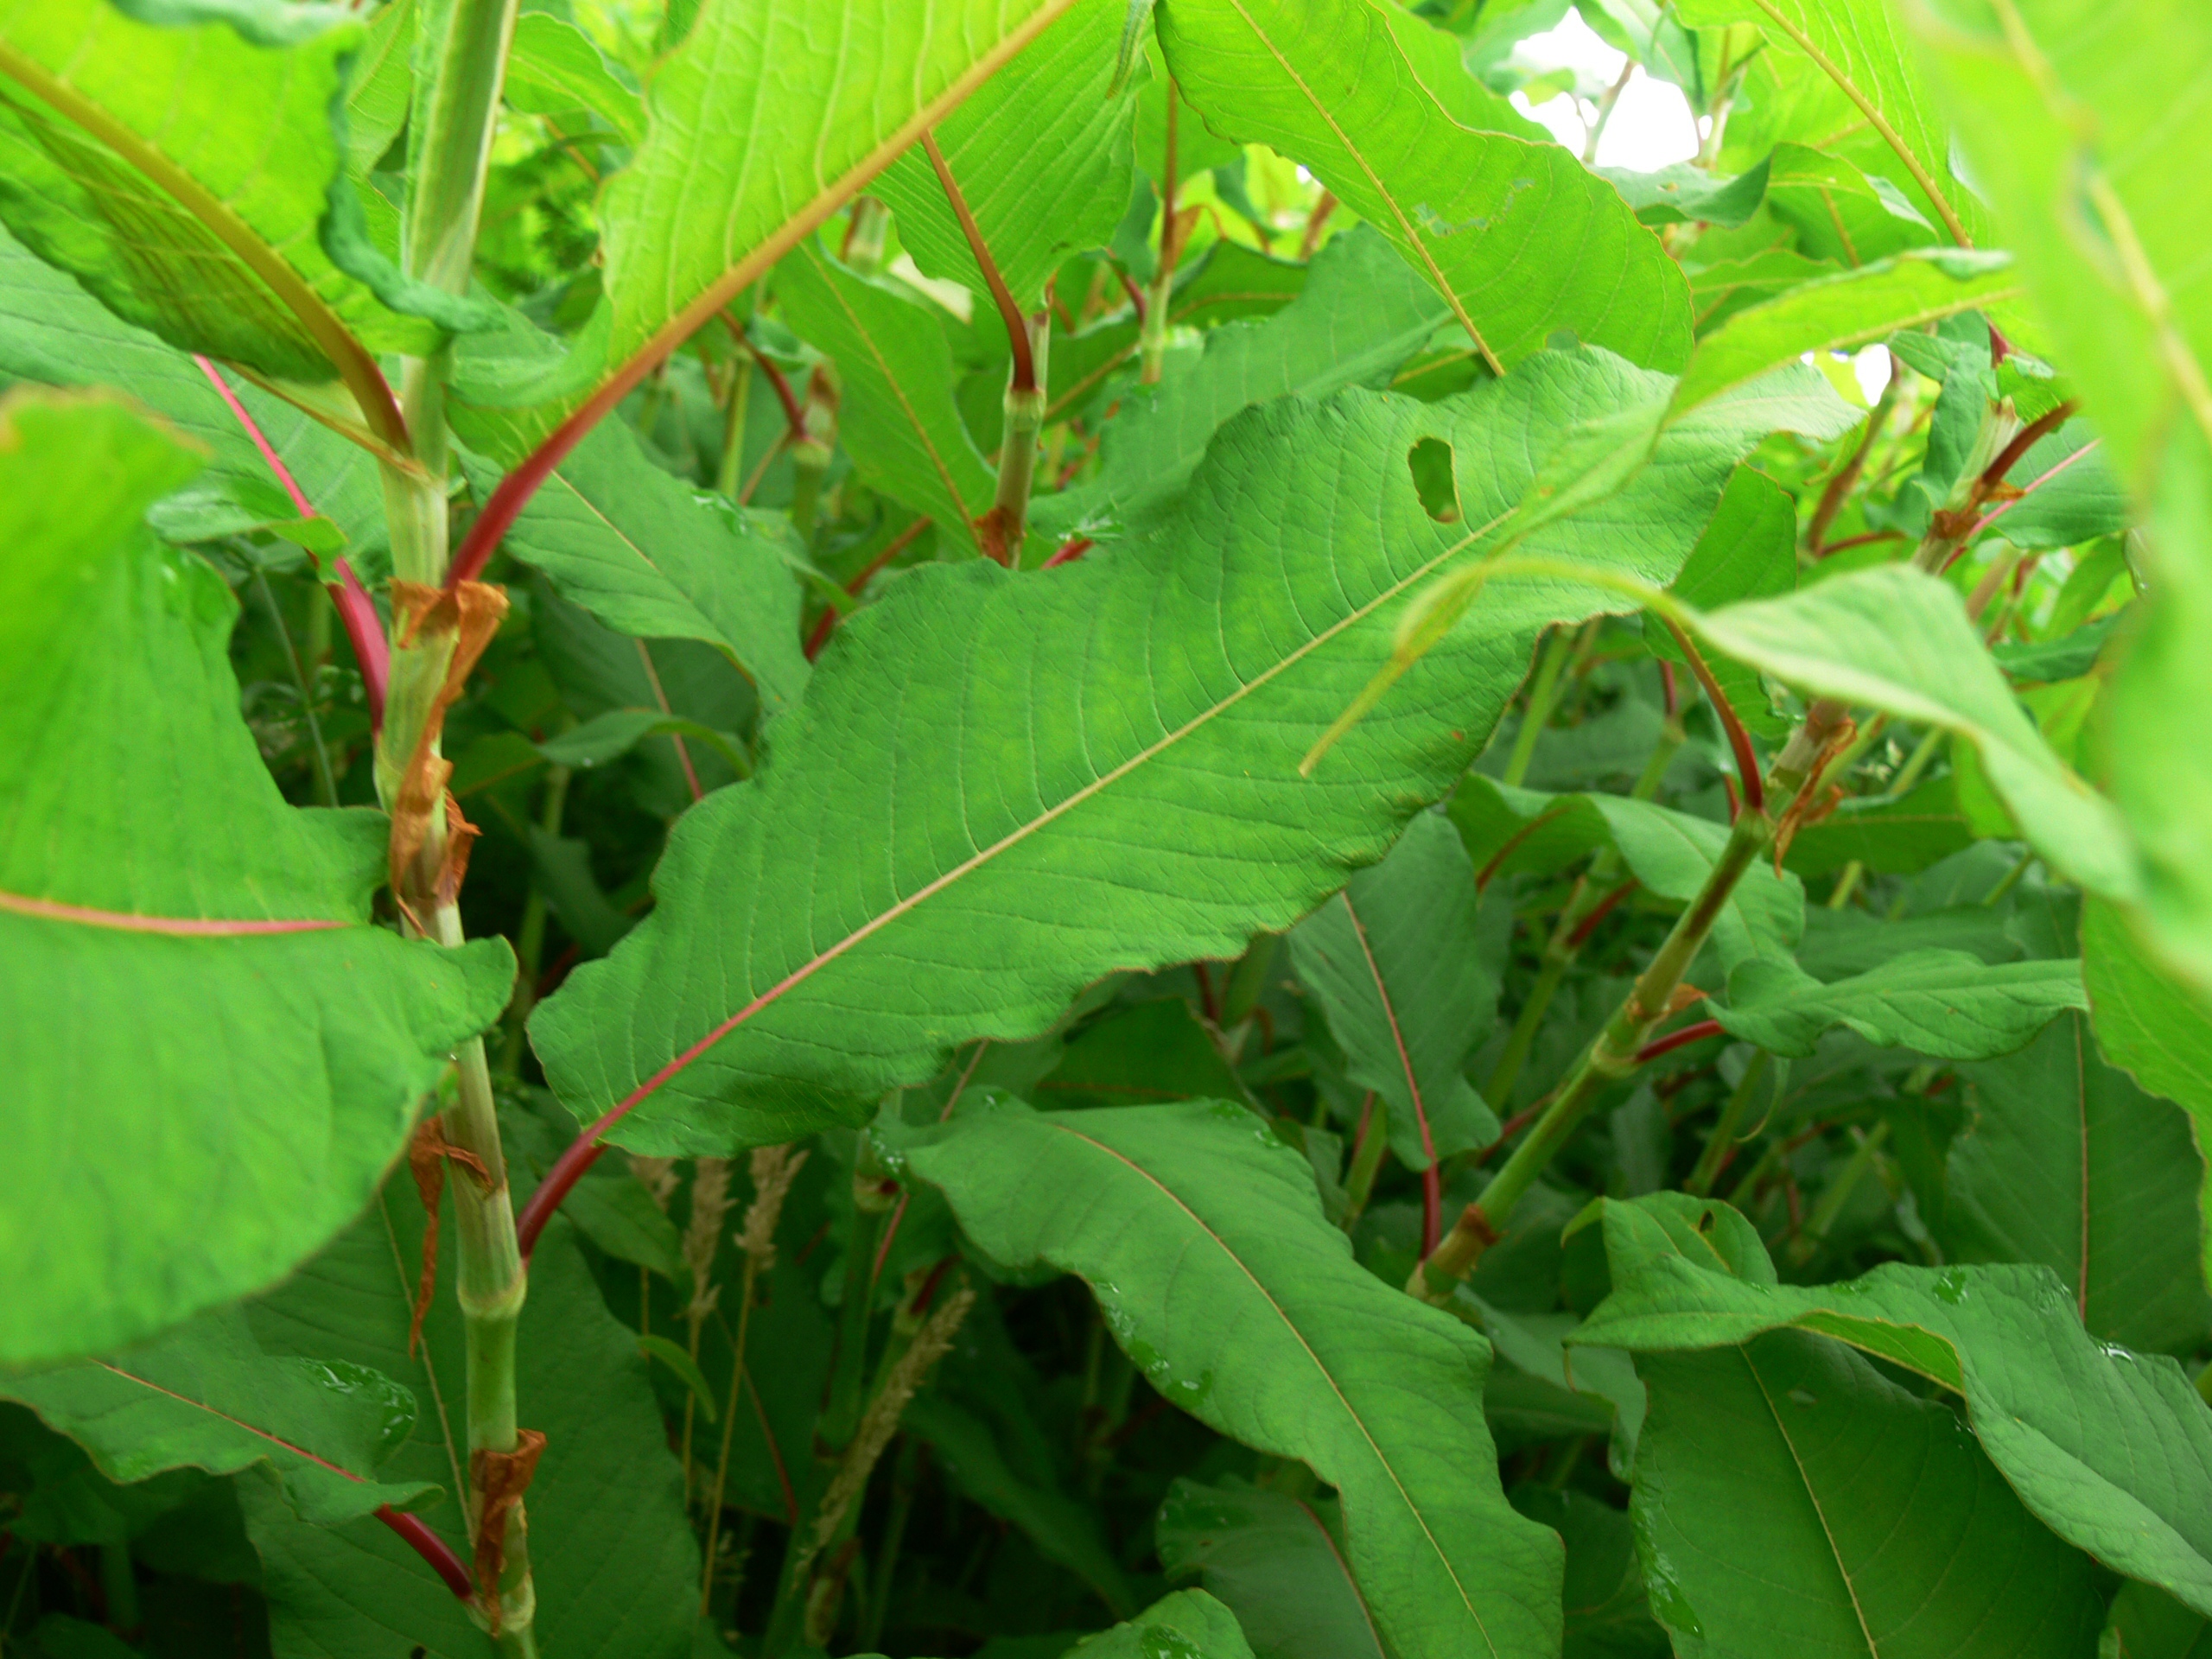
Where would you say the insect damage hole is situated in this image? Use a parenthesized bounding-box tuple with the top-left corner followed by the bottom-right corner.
(1408, 437, 1461, 524)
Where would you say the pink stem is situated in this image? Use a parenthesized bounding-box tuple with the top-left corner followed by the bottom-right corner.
(1043, 536, 1093, 568)
(373, 1508, 474, 1600)
(194, 356, 315, 520)
(330, 558, 389, 734)
(1634, 1018, 1722, 1065)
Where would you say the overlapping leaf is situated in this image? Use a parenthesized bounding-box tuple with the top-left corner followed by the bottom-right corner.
(1158, 0, 1694, 372)
(899, 1100, 1560, 1659)
(0, 396, 510, 1365)
(1714, 950, 2084, 1060)
(530, 359, 1787, 1152)
(1156, 1479, 1384, 1659)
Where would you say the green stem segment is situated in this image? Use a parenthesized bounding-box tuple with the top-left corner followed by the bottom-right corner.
(1140, 82, 1180, 385)
(989, 312, 1050, 559)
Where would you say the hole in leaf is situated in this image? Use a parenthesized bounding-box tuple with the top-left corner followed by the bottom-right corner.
(1694, 1208, 1717, 1235)
(1408, 437, 1460, 524)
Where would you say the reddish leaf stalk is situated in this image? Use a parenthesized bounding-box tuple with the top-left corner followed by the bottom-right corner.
(1660, 614, 1763, 811)
(194, 356, 315, 518)
(375, 1508, 474, 1600)
(330, 558, 389, 734)
(1565, 879, 1638, 950)
(1815, 528, 1904, 556)
(921, 130, 1035, 393)
(1042, 536, 1093, 568)
(805, 516, 932, 661)
(1633, 1017, 1722, 1065)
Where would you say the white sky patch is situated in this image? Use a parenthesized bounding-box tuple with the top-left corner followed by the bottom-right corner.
(1854, 344, 1895, 403)
(1508, 9, 1700, 172)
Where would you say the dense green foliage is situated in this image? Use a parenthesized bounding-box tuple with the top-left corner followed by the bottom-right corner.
(0, 0, 2208, 1656)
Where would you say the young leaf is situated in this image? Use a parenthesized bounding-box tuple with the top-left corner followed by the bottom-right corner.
(1714, 950, 2086, 1061)
(1038, 226, 1451, 539)
(0, 396, 511, 1365)
(503, 14, 644, 148)
(530, 363, 1775, 1154)
(1155, 1479, 1385, 1659)
(1158, 0, 1695, 373)
(775, 239, 998, 554)
(1574, 1207, 2212, 1619)
(0, 0, 434, 434)
(484, 419, 810, 712)
(244, 1203, 700, 1659)
(0, 1308, 432, 1526)
(1763, 142, 1942, 266)
(1630, 1330, 2103, 1657)
(1669, 248, 2021, 416)
(1287, 813, 1503, 1168)
(1948, 1014, 2212, 1355)
(899, 1101, 1563, 1659)
(1687, 563, 2139, 902)
(873, 0, 1141, 312)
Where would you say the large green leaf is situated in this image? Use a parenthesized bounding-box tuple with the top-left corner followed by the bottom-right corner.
(1038, 225, 1450, 539)
(1948, 1014, 2212, 1355)
(530, 359, 1781, 1151)
(2082, 896, 2212, 1291)
(873, 0, 1138, 312)
(0, 1308, 430, 1526)
(0, 222, 387, 560)
(483, 0, 1084, 441)
(1673, 0, 1981, 247)
(243, 1199, 698, 1659)
(0, 0, 433, 390)
(1155, 1479, 1385, 1659)
(1714, 950, 2085, 1059)
(899, 1100, 1561, 1659)
(1683, 563, 2139, 902)
(476, 419, 810, 713)
(1287, 812, 1502, 1168)
(1670, 248, 2022, 415)
(777, 238, 998, 552)
(1158, 0, 1694, 373)
(1630, 1329, 2103, 1657)
(1573, 1206, 2212, 1618)
(1899, 0, 2212, 995)
(1071, 1589, 1255, 1659)
(1503, 1487, 1666, 1659)
(0, 396, 510, 1365)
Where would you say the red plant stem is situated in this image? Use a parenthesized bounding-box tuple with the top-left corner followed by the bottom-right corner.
(921, 130, 1035, 393)
(1660, 614, 1763, 812)
(1658, 658, 1679, 719)
(805, 517, 932, 660)
(1043, 536, 1092, 568)
(1969, 438, 2101, 539)
(517, 1106, 618, 1258)
(1565, 879, 1638, 950)
(1981, 400, 2079, 490)
(375, 1508, 474, 1600)
(1633, 1017, 1722, 1065)
(1476, 805, 1573, 891)
(1475, 1096, 1551, 1165)
(1115, 265, 1147, 322)
(1814, 528, 1904, 556)
(194, 356, 315, 518)
(330, 558, 389, 732)
(1420, 1163, 1442, 1258)
(727, 324, 807, 442)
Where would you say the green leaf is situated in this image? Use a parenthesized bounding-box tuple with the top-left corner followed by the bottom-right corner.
(873, 0, 1139, 313)
(1503, 1487, 1667, 1659)
(1714, 950, 2085, 1060)
(2109, 1582, 2212, 1659)
(530, 361, 1775, 1152)
(1629, 1328, 2104, 1657)
(0, 0, 433, 390)
(1671, 0, 1981, 248)
(1450, 778, 1805, 973)
(777, 238, 997, 553)
(1763, 141, 1941, 267)
(635, 1335, 717, 1422)
(501, 0, 1082, 438)
(1948, 1010, 2212, 1354)
(1038, 225, 1451, 539)
(1033, 997, 1250, 1110)
(899, 1100, 1561, 1659)
(537, 709, 747, 776)
(486, 418, 810, 710)
(1287, 812, 1503, 1166)
(1158, 0, 1694, 373)
(0, 396, 511, 1365)
(0, 1307, 431, 1526)
(904, 1392, 1136, 1618)
(504, 13, 643, 147)
(1685, 563, 2139, 902)
(1671, 248, 2020, 415)
(244, 1202, 700, 1658)
(1071, 1589, 1255, 1659)
(1778, 776, 1976, 878)
(0, 222, 389, 563)
(342, 0, 411, 177)
(1469, 1299, 1646, 1478)
(2082, 895, 2212, 1294)
(1650, 465, 1796, 739)
(1573, 1213, 2212, 1619)
(1154, 1478, 1384, 1659)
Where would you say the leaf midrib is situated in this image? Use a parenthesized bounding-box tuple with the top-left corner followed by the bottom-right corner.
(1743, 1344, 1884, 1656)
(601, 495, 1522, 1122)
(1048, 1117, 1497, 1655)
